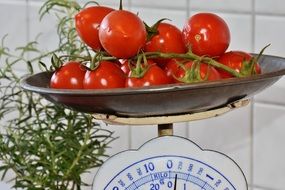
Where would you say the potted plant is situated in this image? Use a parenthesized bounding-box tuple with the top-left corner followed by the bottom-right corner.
(0, 1, 115, 189)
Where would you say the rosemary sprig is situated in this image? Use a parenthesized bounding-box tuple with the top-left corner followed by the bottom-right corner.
(0, 1, 116, 189)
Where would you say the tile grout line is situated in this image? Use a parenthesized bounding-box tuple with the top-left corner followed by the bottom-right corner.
(128, 126, 132, 150)
(26, 0, 30, 45)
(254, 101, 285, 109)
(186, 0, 191, 139)
(249, 0, 256, 188)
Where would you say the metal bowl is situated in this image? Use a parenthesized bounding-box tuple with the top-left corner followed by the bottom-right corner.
(21, 54, 285, 117)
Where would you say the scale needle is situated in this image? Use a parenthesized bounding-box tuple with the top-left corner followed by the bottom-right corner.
(174, 174, 177, 190)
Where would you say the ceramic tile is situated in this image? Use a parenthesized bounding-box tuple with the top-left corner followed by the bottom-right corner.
(188, 104, 251, 152)
(78, 0, 129, 9)
(0, 182, 12, 190)
(27, 2, 59, 53)
(222, 13, 253, 52)
(23, 2, 58, 72)
(188, 105, 252, 180)
(0, 0, 25, 5)
(131, 7, 187, 30)
(190, 0, 252, 13)
(255, 15, 285, 57)
(255, 0, 285, 15)
(0, 2, 27, 70)
(130, 122, 189, 149)
(255, 77, 285, 105)
(100, 122, 130, 156)
(130, 125, 157, 149)
(254, 15, 285, 105)
(173, 122, 188, 138)
(131, 0, 187, 9)
(253, 103, 285, 189)
(30, 0, 129, 9)
(0, 163, 15, 190)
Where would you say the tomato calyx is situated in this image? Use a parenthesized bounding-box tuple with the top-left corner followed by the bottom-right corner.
(50, 53, 64, 70)
(144, 18, 171, 41)
(87, 51, 117, 70)
(240, 58, 258, 77)
(175, 60, 209, 83)
(240, 44, 270, 77)
(129, 54, 151, 78)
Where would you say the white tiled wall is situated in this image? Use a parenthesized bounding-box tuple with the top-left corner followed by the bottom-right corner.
(1, 0, 285, 189)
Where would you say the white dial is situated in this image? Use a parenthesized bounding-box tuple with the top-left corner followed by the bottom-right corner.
(93, 136, 247, 190)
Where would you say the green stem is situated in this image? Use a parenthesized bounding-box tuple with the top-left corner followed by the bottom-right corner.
(142, 51, 243, 78)
(63, 117, 92, 180)
(29, 48, 62, 63)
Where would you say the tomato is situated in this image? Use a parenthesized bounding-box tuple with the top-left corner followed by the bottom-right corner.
(99, 10, 147, 58)
(126, 64, 171, 88)
(83, 61, 126, 89)
(75, 6, 114, 51)
(144, 22, 187, 65)
(164, 59, 182, 83)
(119, 59, 132, 75)
(169, 60, 221, 83)
(182, 13, 230, 57)
(50, 61, 86, 89)
(217, 51, 261, 78)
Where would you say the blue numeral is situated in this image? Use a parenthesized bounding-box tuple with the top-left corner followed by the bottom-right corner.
(144, 162, 155, 173)
(167, 181, 173, 188)
(150, 183, 160, 190)
(167, 160, 173, 169)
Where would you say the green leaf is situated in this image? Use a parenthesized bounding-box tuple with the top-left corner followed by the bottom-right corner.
(145, 18, 171, 41)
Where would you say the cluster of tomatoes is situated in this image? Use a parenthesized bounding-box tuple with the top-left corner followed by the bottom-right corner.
(50, 3, 262, 90)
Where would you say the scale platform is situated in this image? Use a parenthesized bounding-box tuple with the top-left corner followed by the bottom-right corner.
(20, 54, 285, 190)
(93, 99, 250, 136)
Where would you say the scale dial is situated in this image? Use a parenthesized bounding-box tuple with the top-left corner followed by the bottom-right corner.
(93, 136, 247, 190)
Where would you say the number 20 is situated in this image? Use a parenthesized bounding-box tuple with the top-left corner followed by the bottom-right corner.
(150, 183, 160, 190)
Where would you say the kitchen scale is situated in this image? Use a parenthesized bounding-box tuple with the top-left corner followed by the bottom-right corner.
(91, 100, 249, 190)
(21, 54, 285, 190)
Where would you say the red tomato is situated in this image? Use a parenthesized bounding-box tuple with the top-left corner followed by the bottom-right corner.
(50, 61, 86, 89)
(75, 6, 114, 50)
(217, 51, 261, 78)
(175, 61, 221, 82)
(99, 10, 147, 58)
(164, 59, 182, 83)
(119, 59, 132, 75)
(182, 13, 230, 57)
(83, 61, 126, 89)
(144, 22, 187, 65)
(126, 64, 171, 88)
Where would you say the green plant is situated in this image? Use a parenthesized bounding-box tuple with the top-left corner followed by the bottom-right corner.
(0, 0, 115, 189)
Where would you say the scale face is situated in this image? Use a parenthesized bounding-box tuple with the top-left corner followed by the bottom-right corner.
(92, 136, 247, 190)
